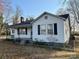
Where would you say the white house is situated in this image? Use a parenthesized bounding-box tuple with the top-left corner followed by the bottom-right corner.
(9, 12, 70, 44)
(9, 19, 32, 41)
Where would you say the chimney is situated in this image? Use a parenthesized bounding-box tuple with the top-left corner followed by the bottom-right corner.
(20, 17, 24, 23)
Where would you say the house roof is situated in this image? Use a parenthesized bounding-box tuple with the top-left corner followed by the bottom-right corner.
(9, 20, 32, 28)
(31, 12, 69, 23)
(9, 12, 69, 28)
(59, 14, 69, 19)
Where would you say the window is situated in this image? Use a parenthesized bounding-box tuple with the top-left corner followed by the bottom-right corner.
(40, 25, 46, 35)
(37, 23, 57, 35)
(19, 29, 26, 34)
(47, 24, 53, 34)
(54, 23, 57, 35)
(17, 28, 27, 35)
(38, 25, 40, 35)
(12, 29, 14, 33)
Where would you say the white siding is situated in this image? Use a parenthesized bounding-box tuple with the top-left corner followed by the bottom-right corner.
(10, 28, 31, 40)
(64, 18, 70, 43)
(32, 14, 65, 43)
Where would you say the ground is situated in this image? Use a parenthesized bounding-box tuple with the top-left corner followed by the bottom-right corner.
(0, 40, 77, 59)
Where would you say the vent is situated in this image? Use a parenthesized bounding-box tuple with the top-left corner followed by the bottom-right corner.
(44, 16, 48, 19)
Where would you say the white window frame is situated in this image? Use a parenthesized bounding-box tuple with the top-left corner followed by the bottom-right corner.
(19, 28, 26, 35)
(47, 24, 53, 35)
(40, 24, 46, 35)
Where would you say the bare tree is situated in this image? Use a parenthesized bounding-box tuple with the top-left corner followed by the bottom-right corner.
(0, 0, 5, 36)
(3, 0, 13, 23)
(58, 0, 79, 33)
(0, 0, 4, 15)
(0, 0, 13, 36)
(13, 6, 22, 24)
(0, 14, 4, 35)
(56, 8, 67, 15)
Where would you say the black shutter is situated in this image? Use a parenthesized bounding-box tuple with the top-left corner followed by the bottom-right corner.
(25, 28, 27, 35)
(38, 25, 40, 35)
(17, 28, 19, 35)
(54, 23, 57, 35)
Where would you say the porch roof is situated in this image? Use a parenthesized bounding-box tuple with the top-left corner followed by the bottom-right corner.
(9, 21, 32, 28)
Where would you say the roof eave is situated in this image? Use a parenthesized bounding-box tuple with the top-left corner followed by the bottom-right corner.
(31, 12, 66, 24)
(9, 24, 32, 28)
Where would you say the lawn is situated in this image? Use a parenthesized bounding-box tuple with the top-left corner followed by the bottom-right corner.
(0, 40, 76, 59)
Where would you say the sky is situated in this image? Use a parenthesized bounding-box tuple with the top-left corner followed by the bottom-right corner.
(12, 0, 64, 18)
